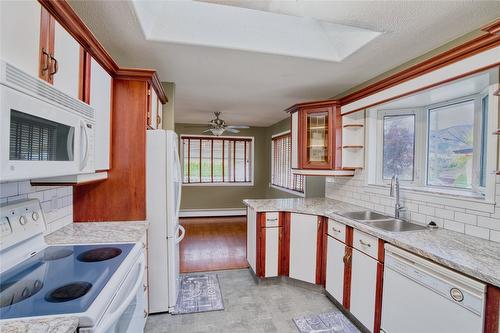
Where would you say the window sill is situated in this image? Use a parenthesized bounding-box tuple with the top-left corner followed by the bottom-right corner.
(182, 182, 254, 187)
(270, 184, 305, 197)
(365, 183, 495, 206)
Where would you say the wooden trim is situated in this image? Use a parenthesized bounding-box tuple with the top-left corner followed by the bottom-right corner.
(377, 239, 385, 263)
(277, 212, 285, 275)
(345, 226, 353, 246)
(485, 285, 500, 333)
(334, 105, 342, 170)
(315, 216, 324, 285)
(78, 47, 91, 103)
(255, 213, 266, 277)
(115, 68, 167, 104)
(342, 245, 352, 310)
(281, 212, 291, 277)
(373, 262, 384, 333)
(482, 19, 500, 35)
(285, 99, 340, 113)
(38, 6, 52, 82)
(339, 29, 500, 106)
(320, 217, 328, 287)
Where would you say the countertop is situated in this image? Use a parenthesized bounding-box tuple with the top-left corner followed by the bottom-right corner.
(1, 221, 148, 333)
(0, 316, 79, 333)
(45, 221, 148, 245)
(244, 197, 500, 288)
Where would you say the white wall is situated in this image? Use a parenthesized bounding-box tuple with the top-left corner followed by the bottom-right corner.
(0, 181, 73, 234)
(326, 172, 500, 243)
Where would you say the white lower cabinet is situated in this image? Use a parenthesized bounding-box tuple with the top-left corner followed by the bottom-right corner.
(264, 227, 280, 277)
(325, 235, 345, 303)
(350, 248, 378, 332)
(246, 207, 257, 274)
(289, 213, 317, 284)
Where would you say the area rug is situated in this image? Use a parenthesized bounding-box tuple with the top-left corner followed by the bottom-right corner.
(172, 273, 225, 314)
(293, 309, 361, 333)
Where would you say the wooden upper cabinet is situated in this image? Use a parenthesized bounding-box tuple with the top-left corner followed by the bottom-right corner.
(288, 100, 342, 171)
(0, 1, 43, 78)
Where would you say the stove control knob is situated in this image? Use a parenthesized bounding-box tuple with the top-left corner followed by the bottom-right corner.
(32, 212, 40, 222)
(19, 215, 27, 226)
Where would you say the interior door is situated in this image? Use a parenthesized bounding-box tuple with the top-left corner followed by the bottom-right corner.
(289, 213, 318, 284)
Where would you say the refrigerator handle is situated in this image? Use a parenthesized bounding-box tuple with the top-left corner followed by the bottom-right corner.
(174, 141, 182, 215)
(175, 225, 186, 244)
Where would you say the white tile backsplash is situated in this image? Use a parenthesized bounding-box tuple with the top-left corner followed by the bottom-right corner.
(0, 181, 73, 234)
(326, 170, 500, 243)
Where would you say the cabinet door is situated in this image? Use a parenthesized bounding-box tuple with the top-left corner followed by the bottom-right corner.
(325, 235, 345, 302)
(150, 88, 158, 129)
(289, 213, 318, 284)
(90, 57, 112, 170)
(300, 106, 334, 169)
(0, 0, 42, 78)
(157, 102, 163, 129)
(264, 227, 281, 277)
(246, 207, 257, 274)
(52, 21, 80, 98)
(350, 248, 378, 332)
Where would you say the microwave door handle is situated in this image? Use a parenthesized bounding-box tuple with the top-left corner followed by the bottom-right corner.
(79, 121, 89, 171)
(67, 127, 75, 161)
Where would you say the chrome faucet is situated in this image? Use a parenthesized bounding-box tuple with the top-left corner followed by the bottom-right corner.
(390, 175, 406, 220)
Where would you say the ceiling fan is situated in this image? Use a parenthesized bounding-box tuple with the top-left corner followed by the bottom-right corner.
(200, 112, 250, 136)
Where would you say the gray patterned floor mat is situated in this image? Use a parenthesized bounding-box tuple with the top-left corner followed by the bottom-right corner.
(172, 274, 224, 314)
(293, 309, 361, 333)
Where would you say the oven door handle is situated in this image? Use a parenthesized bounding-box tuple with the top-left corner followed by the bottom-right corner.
(97, 255, 145, 332)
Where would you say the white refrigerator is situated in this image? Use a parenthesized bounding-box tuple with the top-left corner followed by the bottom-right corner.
(146, 130, 185, 313)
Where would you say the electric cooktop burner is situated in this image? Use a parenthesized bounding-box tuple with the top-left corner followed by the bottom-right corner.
(77, 247, 122, 262)
(45, 282, 92, 303)
(0, 280, 44, 308)
(42, 248, 73, 261)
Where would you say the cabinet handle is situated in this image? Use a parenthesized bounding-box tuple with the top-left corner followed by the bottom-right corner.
(143, 284, 147, 292)
(332, 227, 341, 233)
(343, 251, 352, 265)
(49, 54, 58, 78)
(267, 218, 278, 221)
(359, 239, 371, 247)
(144, 310, 148, 318)
(41, 48, 50, 74)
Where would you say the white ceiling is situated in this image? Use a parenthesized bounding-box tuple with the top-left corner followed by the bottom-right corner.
(375, 71, 490, 110)
(68, 0, 500, 127)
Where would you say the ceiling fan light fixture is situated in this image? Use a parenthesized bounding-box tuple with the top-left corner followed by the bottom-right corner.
(210, 128, 225, 136)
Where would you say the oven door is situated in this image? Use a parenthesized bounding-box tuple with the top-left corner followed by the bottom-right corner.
(92, 254, 146, 333)
(0, 84, 93, 181)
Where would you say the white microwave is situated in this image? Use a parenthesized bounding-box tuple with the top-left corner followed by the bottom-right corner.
(0, 61, 95, 182)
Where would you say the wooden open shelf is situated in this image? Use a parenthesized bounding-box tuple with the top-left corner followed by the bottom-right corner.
(343, 124, 364, 128)
(343, 145, 364, 149)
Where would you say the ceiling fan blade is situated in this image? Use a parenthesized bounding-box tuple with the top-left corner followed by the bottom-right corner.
(225, 128, 240, 133)
(202, 129, 212, 133)
(184, 124, 211, 128)
(226, 125, 249, 129)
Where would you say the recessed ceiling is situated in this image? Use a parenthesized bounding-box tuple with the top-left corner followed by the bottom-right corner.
(131, 0, 381, 62)
(68, 0, 500, 127)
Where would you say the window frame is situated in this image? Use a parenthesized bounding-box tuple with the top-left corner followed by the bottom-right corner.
(180, 134, 254, 187)
(375, 94, 487, 195)
(271, 131, 305, 196)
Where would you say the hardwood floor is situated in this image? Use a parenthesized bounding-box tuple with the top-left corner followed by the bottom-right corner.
(179, 216, 249, 273)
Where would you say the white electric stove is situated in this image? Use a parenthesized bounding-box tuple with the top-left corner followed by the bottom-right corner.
(0, 199, 146, 332)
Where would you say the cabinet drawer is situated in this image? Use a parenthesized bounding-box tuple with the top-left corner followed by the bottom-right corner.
(353, 229, 378, 259)
(327, 219, 346, 242)
(265, 212, 280, 227)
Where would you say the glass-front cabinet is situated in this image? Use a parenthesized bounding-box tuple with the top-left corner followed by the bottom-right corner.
(288, 100, 344, 172)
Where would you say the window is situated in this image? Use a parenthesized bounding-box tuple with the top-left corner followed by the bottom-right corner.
(427, 100, 475, 189)
(383, 114, 415, 181)
(181, 136, 253, 184)
(376, 95, 488, 194)
(271, 133, 305, 194)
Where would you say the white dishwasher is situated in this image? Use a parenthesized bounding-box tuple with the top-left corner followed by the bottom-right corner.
(381, 244, 486, 333)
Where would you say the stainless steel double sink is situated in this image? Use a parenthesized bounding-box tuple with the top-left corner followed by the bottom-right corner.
(340, 211, 428, 232)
